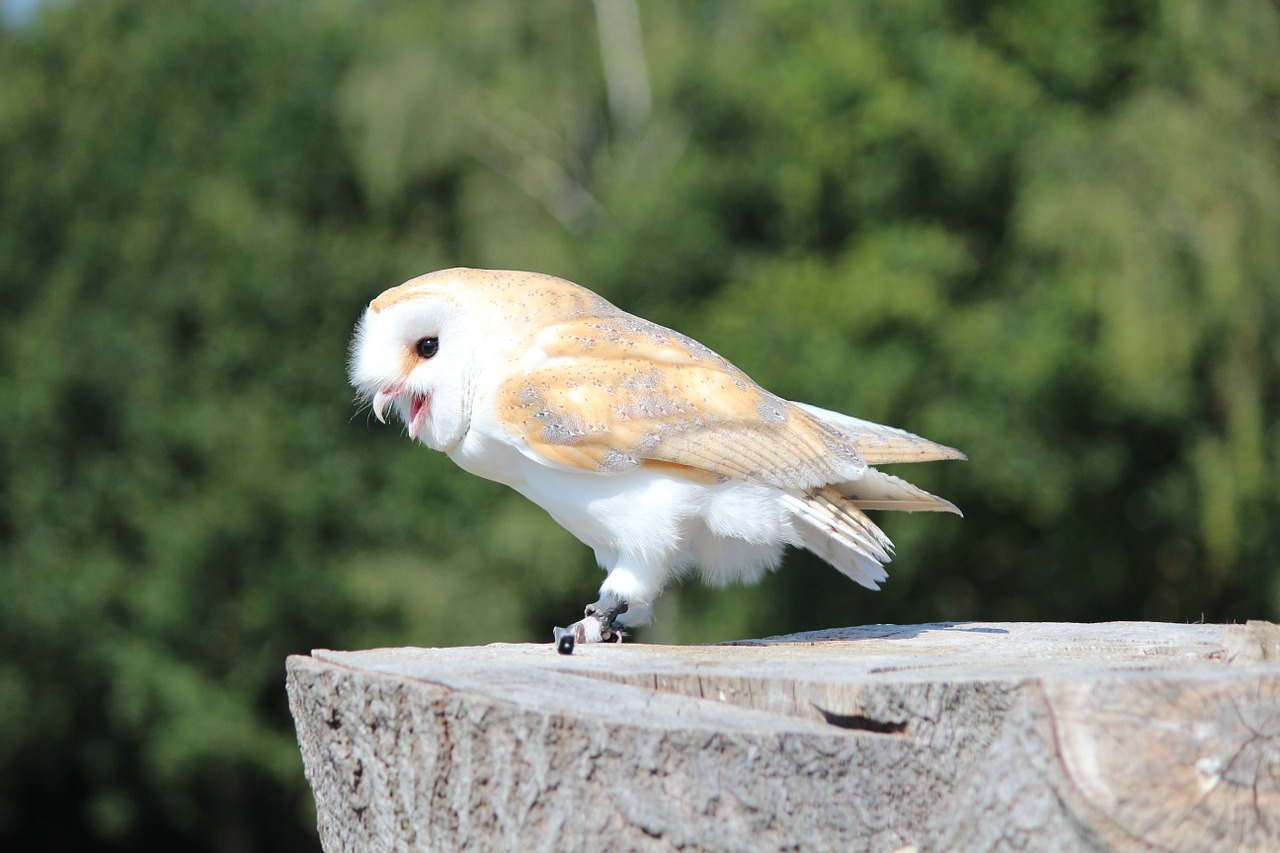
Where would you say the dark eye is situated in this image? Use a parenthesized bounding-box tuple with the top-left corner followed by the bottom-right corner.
(415, 337, 439, 359)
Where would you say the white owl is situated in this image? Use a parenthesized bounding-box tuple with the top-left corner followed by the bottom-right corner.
(349, 268, 964, 649)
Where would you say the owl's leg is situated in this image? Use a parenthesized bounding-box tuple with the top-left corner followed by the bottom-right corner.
(552, 593, 629, 654)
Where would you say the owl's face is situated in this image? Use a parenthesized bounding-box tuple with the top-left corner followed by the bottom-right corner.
(348, 287, 480, 452)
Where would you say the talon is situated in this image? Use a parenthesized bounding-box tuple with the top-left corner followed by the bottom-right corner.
(561, 594, 629, 645)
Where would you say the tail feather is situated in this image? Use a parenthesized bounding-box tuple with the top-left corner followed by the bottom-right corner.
(782, 404, 963, 591)
(783, 486, 893, 590)
(784, 464, 961, 590)
(835, 468, 963, 515)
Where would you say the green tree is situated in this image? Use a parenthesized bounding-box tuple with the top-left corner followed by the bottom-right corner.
(1, 0, 1277, 849)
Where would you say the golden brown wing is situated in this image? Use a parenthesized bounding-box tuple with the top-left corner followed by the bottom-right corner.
(495, 310, 958, 490)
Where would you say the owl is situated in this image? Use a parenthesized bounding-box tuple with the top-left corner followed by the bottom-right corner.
(349, 268, 963, 649)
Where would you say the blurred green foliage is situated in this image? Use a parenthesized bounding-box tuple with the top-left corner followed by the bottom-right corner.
(1, 0, 1277, 848)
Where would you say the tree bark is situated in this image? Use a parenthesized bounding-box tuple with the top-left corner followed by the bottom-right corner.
(286, 621, 1280, 852)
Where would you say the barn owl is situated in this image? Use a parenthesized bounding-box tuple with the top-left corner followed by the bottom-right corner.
(349, 268, 964, 650)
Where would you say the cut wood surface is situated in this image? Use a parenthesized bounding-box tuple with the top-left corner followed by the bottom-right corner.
(287, 621, 1280, 853)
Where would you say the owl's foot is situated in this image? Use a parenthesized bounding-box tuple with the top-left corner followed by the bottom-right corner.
(584, 593, 629, 639)
(553, 594, 629, 654)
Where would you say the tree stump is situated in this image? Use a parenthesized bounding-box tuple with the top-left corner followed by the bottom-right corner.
(286, 621, 1280, 852)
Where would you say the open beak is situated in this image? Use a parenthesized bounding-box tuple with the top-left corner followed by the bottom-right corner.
(371, 386, 430, 441)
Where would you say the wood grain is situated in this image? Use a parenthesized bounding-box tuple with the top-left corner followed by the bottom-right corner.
(287, 621, 1280, 852)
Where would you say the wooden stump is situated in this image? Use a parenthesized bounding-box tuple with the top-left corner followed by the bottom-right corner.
(286, 621, 1280, 852)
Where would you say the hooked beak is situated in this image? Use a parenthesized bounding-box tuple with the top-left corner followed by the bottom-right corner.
(371, 387, 402, 424)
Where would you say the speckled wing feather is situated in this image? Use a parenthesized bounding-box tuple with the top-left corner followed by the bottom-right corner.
(792, 402, 967, 466)
(496, 308, 956, 489)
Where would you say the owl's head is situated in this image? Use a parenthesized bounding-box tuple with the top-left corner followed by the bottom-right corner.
(348, 270, 489, 451)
